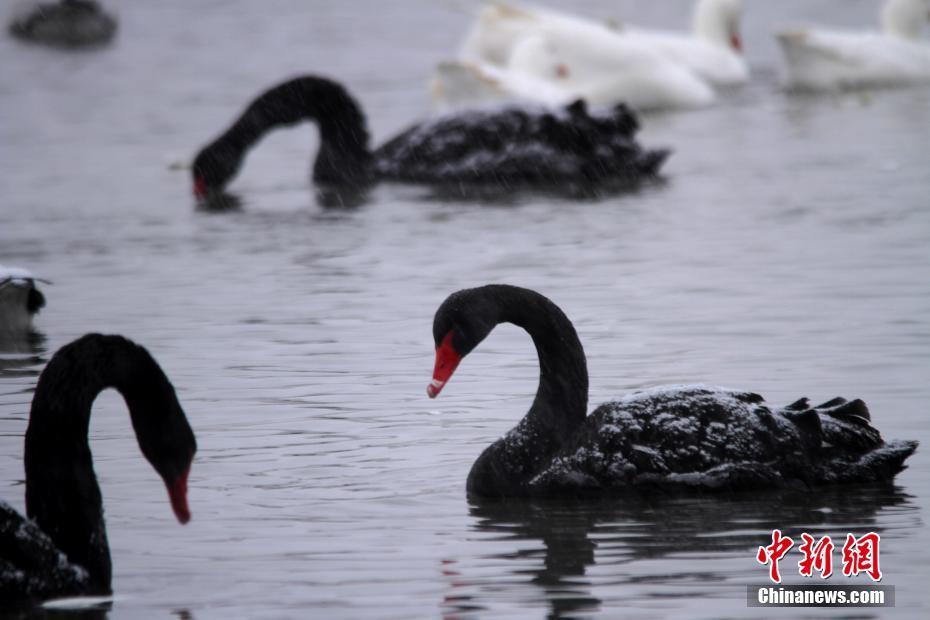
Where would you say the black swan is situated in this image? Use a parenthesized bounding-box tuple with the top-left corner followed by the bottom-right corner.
(0, 334, 196, 604)
(426, 285, 918, 498)
(191, 76, 669, 199)
(9, 0, 116, 48)
(0, 265, 46, 337)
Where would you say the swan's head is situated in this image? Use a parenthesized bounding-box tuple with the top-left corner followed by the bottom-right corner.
(144, 408, 197, 524)
(881, 0, 930, 39)
(128, 355, 198, 524)
(191, 139, 243, 200)
(693, 0, 743, 52)
(162, 443, 196, 524)
(428, 288, 500, 398)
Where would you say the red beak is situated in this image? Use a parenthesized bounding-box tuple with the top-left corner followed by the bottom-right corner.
(167, 466, 191, 524)
(193, 176, 208, 198)
(427, 332, 462, 398)
(730, 34, 743, 53)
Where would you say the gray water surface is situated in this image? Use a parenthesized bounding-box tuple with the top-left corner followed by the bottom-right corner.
(1, 1, 928, 618)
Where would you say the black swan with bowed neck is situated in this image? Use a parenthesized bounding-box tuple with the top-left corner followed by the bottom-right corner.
(426, 285, 918, 498)
(0, 334, 196, 604)
(191, 75, 669, 198)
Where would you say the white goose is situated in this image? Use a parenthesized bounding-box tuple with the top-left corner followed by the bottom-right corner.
(622, 0, 748, 86)
(431, 60, 571, 110)
(506, 30, 716, 110)
(459, 0, 746, 85)
(0, 265, 47, 336)
(776, 0, 930, 91)
(437, 3, 715, 111)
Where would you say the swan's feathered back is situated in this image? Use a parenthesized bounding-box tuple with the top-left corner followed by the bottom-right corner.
(0, 500, 88, 602)
(374, 100, 667, 185)
(528, 386, 917, 494)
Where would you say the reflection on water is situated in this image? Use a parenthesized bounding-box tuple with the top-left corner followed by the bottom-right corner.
(411, 177, 668, 207)
(458, 499, 602, 619)
(453, 486, 916, 619)
(195, 192, 243, 213)
(0, 334, 46, 379)
(3, 599, 112, 620)
(314, 185, 373, 210)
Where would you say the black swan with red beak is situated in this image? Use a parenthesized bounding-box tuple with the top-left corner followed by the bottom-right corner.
(427, 285, 918, 498)
(0, 334, 196, 604)
(191, 76, 669, 199)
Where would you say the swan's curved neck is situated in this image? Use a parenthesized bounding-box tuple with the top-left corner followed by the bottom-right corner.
(692, 0, 739, 46)
(881, 0, 925, 39)
(493, 286, 589, 434)
(465, 286, 588, 497)
(214, 77, 373, 186)
(23, 335, 185, 594)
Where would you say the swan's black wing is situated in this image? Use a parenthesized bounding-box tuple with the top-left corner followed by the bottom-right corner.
(373, 100, 669, 186)
(0, 501, 88, 604)
(529, 385, 917, 495)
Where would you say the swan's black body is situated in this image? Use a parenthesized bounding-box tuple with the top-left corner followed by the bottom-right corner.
(428, 285, 918, 499)
(192, 76, 669, 197)
(9, 0, 116, 48)
(0, 334, 196, 604)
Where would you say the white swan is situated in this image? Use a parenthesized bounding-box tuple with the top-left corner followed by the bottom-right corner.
(431, 60, 571, 110)
(0, 265, 46, 336)
(506, 31, 715, 110)
(622, 0, 748, 86)
(459, 1, 746, 85)
(776, 0, 930, 91)
(438, 2, 715, 110)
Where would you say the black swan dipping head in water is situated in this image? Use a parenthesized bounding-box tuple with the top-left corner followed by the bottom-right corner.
(427, 285, 918, 499)
(191, 75, 669, 199)
(0, 334, 196, 604)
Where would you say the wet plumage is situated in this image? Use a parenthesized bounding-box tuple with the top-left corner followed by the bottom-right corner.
(374, 100, 666, 184)
(531, 386, 917, 494)
(428, 285, 918, 499)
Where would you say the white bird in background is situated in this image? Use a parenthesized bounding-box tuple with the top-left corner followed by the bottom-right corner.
(505, 30, 716, 110)
(431, 60, 572, 110)
(434, 2, 717, 111)
(776, 0, 930, 91)
(620, 0, 748, 86)
(0, 265, 47, 336)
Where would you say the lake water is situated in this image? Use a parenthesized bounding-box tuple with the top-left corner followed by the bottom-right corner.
(1, 1, 928, 618)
